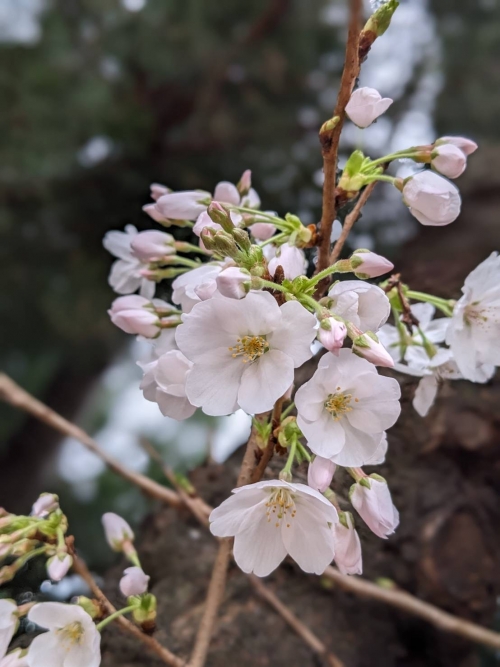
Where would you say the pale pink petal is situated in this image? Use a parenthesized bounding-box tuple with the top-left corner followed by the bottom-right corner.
(238, 350, 294, 414)
(267, 301, 316, 367)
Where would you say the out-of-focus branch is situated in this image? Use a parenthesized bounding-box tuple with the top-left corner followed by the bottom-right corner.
(4, 373, 500, 653)
(0, 373, 182, 509)
(316, 0, 362, 282)
(329, 182, 377, 264)
(71, 549, 186, 667)
(249, 575, 345, 667)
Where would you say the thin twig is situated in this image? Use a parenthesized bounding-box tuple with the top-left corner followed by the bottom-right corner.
(316, 0, 362, 276)
(71, 550, 186, 667)
(4, 374, 500, 652)
(0, 373, 182, 509)
(249, 575, 345, 667)
(329, 181, 377, 265)
(251, 396, 285, 482)
(321, 565, 500, 651)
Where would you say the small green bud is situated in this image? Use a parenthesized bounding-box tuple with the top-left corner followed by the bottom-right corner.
(207, 202, 234, 233)
(364, 0, 399, 37)
(232, 227, 252, 252)
(75, 596, 102, 620)
(320, 116, 340, 134)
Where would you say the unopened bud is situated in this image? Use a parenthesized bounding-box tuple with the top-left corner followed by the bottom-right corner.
(132, 593, 157, 625)
(120, 566, 150, 597)
(435, 135, 478, 156)
(237, 169, 252, 196)
(363, 0, 399, 37)
(47, 553, 72, 582)
(102, 513, 134, 552)
(307, 456, 336, 492)
(216, 267, 250, 299)
(31, 493, 59, 518)
(431, 144, 467, 180)
(207, 202, 234, 233)
(131, 230, 175, 263)
(317, 318, 347, 355)
(74, 596, 102, 620)
(352, 333, 394, 368)
(212, 231, 240, 258)
(350, 250, 394, 278)
(231, 227, 252, 252)
(199, 228, 217, 251)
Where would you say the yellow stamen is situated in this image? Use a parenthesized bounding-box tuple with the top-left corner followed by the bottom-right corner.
(265, 488, 297, 528)
(57, 621, 84, 647)
(229, 335, 269, 363)
(324, 391, 353, 420)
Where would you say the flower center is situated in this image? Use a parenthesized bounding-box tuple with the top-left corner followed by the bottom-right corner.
(57, 621, 84, 647)
(464, 303, 489, 326)
(266, 487, 296, 529)
(229, 335, 269, 363)
(324, 388, 356, 420)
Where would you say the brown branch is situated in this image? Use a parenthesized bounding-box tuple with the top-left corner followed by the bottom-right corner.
(329, 181, 377, 265)
(251, 397, 285, 483)
(316, 0, 362, 275)
(71, 550, 186, 667)
(0, 373, 182, 509)
(249, 575, 345, 667)
(4, 373, 500, 653)
(321, 565, 500, 651)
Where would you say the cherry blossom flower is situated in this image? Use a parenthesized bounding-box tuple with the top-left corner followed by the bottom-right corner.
(0, 648, 28, 667)
(31, 493, 59, 518)
(171, 263, 224, 313)
(431, 144, 466, 180)
(328, 280, 390, 332)
(130, 230, 175, 262)
(345, 87, 393, 128)
(150, 183, 170, 201)
(27, 603, 100, 667)
(446, 252, 500, 381)
(402, 171, 461, 226)
(352, 333, 395, 367)
(333, 513, 362, 575)
(47, 554, 72, 582)
(267, 243, 307, 280)
(102, 513, 134, 551)
(154, 350, 196, 420)
(103, 225, 155, 298)
(209, 480, 338, 576)
(317, 318, 347, 355)
(176, 291, 316, 415)
(138, 330, 178, 402)
(350, 476, 399, 539)
(295, 350, 401, 467)
(350, 250, 394, 278)
(307, 456, 336, 493)
(435, 136, 478, 156)
(0, 601, 18, 661)
(120, 567, 150, 597)
(216, 267, 250, 299)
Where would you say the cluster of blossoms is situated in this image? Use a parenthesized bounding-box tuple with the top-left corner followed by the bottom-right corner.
(100, 2, 498, 580)
(0, 498, 154, 667)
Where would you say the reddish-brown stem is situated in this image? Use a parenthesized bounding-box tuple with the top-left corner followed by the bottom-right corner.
(329, 181, 377, 265)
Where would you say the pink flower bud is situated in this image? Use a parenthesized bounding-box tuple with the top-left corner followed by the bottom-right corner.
(119, 566, 150, 597)
(130, 230, 175, 262)
(47, 553, 72, 582)
(108, 295, 159, 338)
(350, 476, 399, 539)
(307, 456, 336, 492)
(216, 267, 250, 299)
(351, 250, 394, 278)
(436, 136, 478, 156)
(431, 144, 466, 179)
(333, 512, 362, 575)
(193, 211, 222, 238)
(102, 512, 134, 551)
(237, 169, 252, 196)
(156, 190, 211, 221)
(142, 203, 170, 224)
(402, 170, 461, 226)
(150, 183, 170, 201)
(0, 649, 29, 667)
(353, 334, 394, 368)
(31, 493, 59, 518)
(249, 222, 276, 241)
(317, 318, 347, 355)
(345, 87, 393, 128)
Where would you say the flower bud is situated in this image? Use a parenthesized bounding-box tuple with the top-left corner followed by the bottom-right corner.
(350, 249, 394, 278)
(268, 244, 307, 280)
(207, 202, 234, 233)
(31, 493, 59, 518)
(132, 593, 157, 626)
(120, 566, 150, 597)
(345, 87, 393, 129)
(237, 169, 252, 196)
(333, 512, 362, 575)
(431, 144, 466, 179)
(47, 553, 72, 582)
(142, 203, 170, 224)
(317, 318, 347, 355)
(402, 170, 461, 226)
(193, 211, 222, 239)
(156, 190, 211, 221)
(216, 267, 250, 299)
(74, 596, 102, 620)
(363, 0, 399, 37)
(150, 183, 170, 201)
(211, 231, 240, 258)
(249, 222, 276, 241)
(231, 227, 252, 252)
(199, 228, 217, 251)
(352, 333, 394, 368)
(435, 135, 478, 156)
(350, 475, 399, 539)
(0, 649, 29, 667)
(307, 456, 336, 493)
(130, 230, 175, 262)
(108, 295, 160, 338)
(102, 513, 134, 551)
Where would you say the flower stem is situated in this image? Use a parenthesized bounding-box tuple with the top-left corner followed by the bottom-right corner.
(232, 206, 288, 226)
(406, 290, 455, 317)
(367, 151, 420, 168)
(280, 402, 296, 421)
(281, 438, 298, 476)
(96, 604, 138, 632)
(258, 279, 290, 295)
(296, 441, 311, 463)
(364, 174, 397, 185)
(308, 262, 343, 286)
(258, 232, 288, 247)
